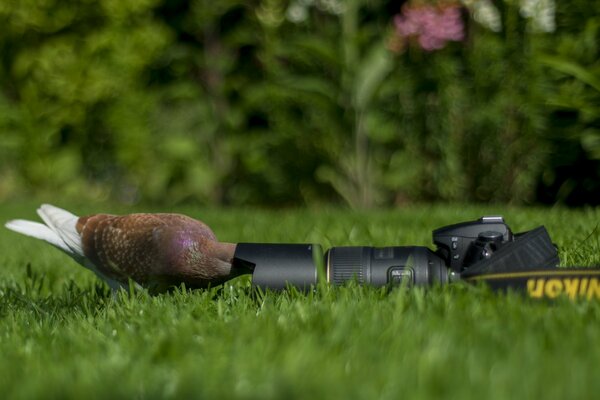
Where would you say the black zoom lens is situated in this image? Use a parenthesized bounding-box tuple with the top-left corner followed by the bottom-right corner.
(234, 243, 449, 290)
(325, 246, 448, 287)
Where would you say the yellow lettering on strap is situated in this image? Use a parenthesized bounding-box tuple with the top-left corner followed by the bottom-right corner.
(579, 278, 589, 296)
(544, 279, 563, 298)
(563, 279, 579, 300)
(587, 279, 600, 300)
(527, 279, 544, 298)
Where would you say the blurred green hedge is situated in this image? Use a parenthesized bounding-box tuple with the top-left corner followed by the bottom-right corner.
(0, 0, 598, 207)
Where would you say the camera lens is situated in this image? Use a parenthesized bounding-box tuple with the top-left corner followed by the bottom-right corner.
(235, 243, 320, 290)
(235, 243, 449, 290)
(325, 246, 448, 287)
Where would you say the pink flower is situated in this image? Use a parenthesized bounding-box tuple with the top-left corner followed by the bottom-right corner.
(394, 3, 465, 51)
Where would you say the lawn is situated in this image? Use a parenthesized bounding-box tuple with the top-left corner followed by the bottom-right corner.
(0, 201, 599, 399)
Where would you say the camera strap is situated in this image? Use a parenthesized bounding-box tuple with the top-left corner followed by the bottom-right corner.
(464, 268, 600, 300)
(461, 226, 559, 276)
(460, 226, 600, 300)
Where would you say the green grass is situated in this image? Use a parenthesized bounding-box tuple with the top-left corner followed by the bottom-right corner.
(0, 201, 599, 399)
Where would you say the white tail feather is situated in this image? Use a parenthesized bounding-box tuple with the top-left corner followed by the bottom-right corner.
(5, 204, 127, 292)
(5, 219, 71, 253)
(36, 204, 84, 257)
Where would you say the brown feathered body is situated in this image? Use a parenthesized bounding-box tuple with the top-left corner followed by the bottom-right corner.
(77, 213, 238, 292)
(5, 205, 241, 293)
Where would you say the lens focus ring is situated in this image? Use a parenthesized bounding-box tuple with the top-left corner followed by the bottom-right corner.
(328, 247, 368, 285)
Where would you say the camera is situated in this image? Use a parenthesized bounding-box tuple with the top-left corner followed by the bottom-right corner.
(233, 216, 557, 290)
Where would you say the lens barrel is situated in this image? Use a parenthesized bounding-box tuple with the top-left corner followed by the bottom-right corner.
(234, 243, 449, 290)
(325, 246, 448, 287)
(234, 243, 320, 290)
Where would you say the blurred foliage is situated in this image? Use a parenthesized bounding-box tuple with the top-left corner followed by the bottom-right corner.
(0, 0, 598, 207)
(536, 0, 600, 205)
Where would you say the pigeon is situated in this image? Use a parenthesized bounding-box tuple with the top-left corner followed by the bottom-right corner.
(4, 204, 245, 293)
